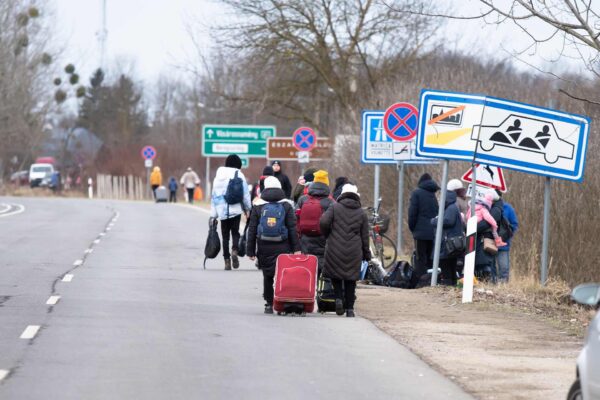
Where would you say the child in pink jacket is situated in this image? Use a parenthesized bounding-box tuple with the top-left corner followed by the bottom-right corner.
(466, 193, 507, 247)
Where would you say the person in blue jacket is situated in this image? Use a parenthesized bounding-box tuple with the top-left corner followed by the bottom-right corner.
(495, 190, 518, 282)
(431, 190, 464, 286)
(168, 177, 178, 203)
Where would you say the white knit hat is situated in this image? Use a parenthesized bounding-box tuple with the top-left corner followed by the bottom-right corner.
(341, 183, 359, 196)
(264, 176, 281, 189)
(447, 179, 463, 191)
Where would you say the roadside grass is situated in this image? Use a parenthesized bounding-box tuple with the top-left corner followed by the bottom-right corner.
(0, 186, 86, 198)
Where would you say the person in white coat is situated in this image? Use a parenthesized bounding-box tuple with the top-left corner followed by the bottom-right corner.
(210, 154, 252, 270)
(180, 167, 201, 204)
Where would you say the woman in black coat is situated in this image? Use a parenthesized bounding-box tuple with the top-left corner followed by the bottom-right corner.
(431, 191, 464, 286)
(247, 177, 300, 314)
(319, 184, 371, 317)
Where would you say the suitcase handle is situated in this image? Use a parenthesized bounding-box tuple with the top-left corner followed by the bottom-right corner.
(288, 254, 310, 262)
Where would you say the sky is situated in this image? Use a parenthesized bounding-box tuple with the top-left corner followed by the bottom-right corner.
(51, 0, 587, 89)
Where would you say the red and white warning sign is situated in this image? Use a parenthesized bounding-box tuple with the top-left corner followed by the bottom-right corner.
(461, 164, 507, 192)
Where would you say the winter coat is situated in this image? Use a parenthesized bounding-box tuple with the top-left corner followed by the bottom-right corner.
(295, 182, 334, 270)
(150, 167, 162, 186)
(180, 170, 200, 189)
(431, 191, 463, 259)
(274, 170, 292, 199)
(246, 188, 300, 277)
(210, 167, 251, 221)
(475, 199, 504, 268)
(408, 178, 440, 240)
(498, 202, 518, 251)
(320, 192, 371, 281)
(168, 178, 178, 192)
(455, 196, 468, 217)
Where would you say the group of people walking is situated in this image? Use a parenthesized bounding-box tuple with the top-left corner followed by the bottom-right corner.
(149, 166, 201, 203)
(209, 155, 371, 317)
(408, 173, 518, 287)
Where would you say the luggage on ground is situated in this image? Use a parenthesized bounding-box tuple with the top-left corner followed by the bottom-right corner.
(273, 254, 318, 314)
(155, 186, 168, 203)
(203, 217, 221, 269)
(383, 260, 413, 288)
(238, 223, 248, 258)
(316, 274, 337, 313)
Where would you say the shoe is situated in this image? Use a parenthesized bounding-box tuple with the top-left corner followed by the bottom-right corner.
(224, 259, 232, 270)
(346, 309, 355, 318)
(335, 299, 344, 316)
(232, 250, 239, 269)
(264, 304, 273, 314)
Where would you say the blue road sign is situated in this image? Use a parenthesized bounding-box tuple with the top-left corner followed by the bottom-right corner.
(417, 89, 591, 181)
(383, 102, 419, 141)
(361, 110, 437, 165)
(141, 145, 157, 160)
(293, 127, 316, 151)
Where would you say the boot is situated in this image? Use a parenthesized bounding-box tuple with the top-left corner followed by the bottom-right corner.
(232, 250, 239, 269)
(346, 309, 355, 318)
(264, 304, 273, 314)
(495, 236, 507, 247)
(335, 299, 344, 316)
(224, 259, 232, 271)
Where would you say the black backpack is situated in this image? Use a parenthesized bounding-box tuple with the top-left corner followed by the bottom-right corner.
(383, 261, 413, 288)
(237, 223, 249, 257)
(224, 171, 244, 205)
(498, 216, 513, 242)
(203, 218, 221, 269)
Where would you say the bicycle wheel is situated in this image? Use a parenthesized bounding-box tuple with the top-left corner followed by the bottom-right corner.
(380, 234, 397, 270)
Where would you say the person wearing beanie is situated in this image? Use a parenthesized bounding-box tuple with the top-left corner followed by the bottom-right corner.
(292, 166, 318, 204)
(295, 170, 334, 277)
(447, 178, 468, 216)
(408, 172, 440, 288)
(271, 160, 292, 199)
(247, 176, 300, 314)
(210, 154, 252, 270)
(332, 176, 350, 200)
(180, 167, 201, 204)
(319, 183, 371, 317)
(251, 165, 274, 204)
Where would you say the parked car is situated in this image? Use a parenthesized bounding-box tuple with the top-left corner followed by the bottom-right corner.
(29, 163, 54, 188)
(568, 283, 600, 400)
(10, 170, 29, 185)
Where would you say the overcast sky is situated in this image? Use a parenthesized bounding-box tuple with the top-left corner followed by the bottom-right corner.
(51, 0, 585, 87)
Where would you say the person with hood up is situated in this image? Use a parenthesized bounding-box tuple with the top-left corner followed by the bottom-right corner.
(320, 184, 371, 318)
(332, 176, 350, 200)
(495, 190, 518, 283)
(210, 154, 252, 271)
(247, 176, 300, 314)
(168, 176, 178, 202)
(271, 160, 292, 199)
(430, 190, 464, 286)
(408, 173, 440, 288)
(295, 170, 334, 273)
(447, 179, 468, 217)
(251, 165, 274, 205)
(150, 166, 162, 198)
(292, 167, 318, 204)
(180, 167, 201, 204)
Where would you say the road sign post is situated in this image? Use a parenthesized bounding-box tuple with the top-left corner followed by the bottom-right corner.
(141, 146, 157, 200)
(431, 159, 449, 286)
(202, 125, 276, 158)
(397, 162, 405, 255)
(383, 102, 418, 142)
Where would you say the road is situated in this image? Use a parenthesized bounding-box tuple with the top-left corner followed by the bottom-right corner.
(0, 196, 472, 399)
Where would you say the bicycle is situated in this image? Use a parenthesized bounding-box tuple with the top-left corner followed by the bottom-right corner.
(366, 198, 397, 272)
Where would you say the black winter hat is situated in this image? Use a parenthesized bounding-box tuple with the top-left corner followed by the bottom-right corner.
(225, 154, 242, 169)
(262, 166, 274, 176)
(303, 167, 318, 183)
(418, 173, 432, 183)
(271, 160, 281, 167)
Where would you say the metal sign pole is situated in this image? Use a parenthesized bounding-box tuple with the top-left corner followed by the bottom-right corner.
(374, 164, 380, 210)
(205, 158, 211, 201)
(431, 159, 449, 286)
(397, 161, 405, 255)
(541, 176, 551, 285)
(146, 167, 151, 199)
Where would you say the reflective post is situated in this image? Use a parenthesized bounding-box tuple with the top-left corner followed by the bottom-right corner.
(431, 159, 449, 286)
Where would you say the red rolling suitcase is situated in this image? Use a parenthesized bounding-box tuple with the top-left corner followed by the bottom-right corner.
(273, 254, 318, 315)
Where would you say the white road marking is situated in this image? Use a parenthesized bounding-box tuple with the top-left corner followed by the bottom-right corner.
(94, 239, 100, 244)
(46, 296, 61, 305)
(106, 228, 111, 231)
(0, 369, 9, 381)
(20, 325, 40, 339)
(73, 259, 83, 266)
(62, 274, 74, 282)
(0, 204, 25, 218)
(99, 233, 105, 237)
(176, 204, 211, 214)
(85, 249, 93, 254)
(0, 204, 10, 214)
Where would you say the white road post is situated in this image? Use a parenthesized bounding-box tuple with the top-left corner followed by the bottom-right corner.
(88, 177, 93, 199)
(462, 216, 478, 303)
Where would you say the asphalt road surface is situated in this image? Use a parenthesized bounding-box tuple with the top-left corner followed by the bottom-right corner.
(0, 196, 472, 400)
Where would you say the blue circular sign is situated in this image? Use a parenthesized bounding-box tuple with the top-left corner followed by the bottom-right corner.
(383, 102, 419, 141)
(141, 145, 157, 160)
(292, 127, 316, 151)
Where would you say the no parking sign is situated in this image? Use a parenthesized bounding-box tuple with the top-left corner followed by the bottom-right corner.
(292, 127, 317, 151)
(383, 102, 419, 142)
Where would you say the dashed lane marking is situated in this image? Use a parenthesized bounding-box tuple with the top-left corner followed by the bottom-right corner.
(85, 249, 93, 254)
(73, 259, 83, 266)
(46, 296, 60, 305)
(62, 274, 74, 282)
(0, 369, 9, 381)
(94, 239, 100, 244)
(20, 325, 40, 340)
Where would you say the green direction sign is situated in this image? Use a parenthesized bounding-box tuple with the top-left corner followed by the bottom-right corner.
(241, 157, 249, 169)
(202, 125, 276, 158)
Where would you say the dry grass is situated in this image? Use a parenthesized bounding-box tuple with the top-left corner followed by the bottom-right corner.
(0, 185, 86, 198)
